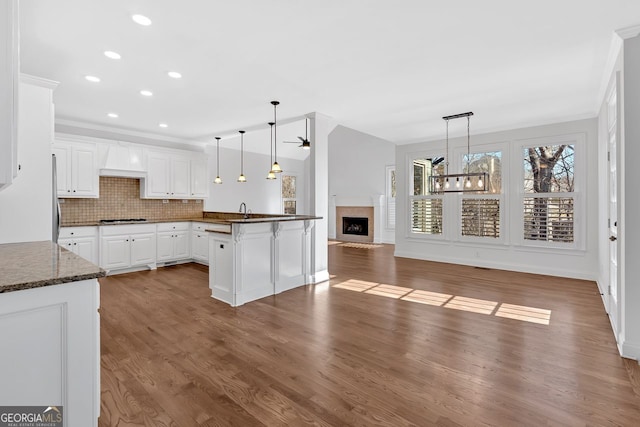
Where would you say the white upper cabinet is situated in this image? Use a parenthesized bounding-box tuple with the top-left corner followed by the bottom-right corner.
(171, 156, 190, 198)
(53, 138, 99, 198)
(142, 149, 206, 199)
(190, 158, 208, 198)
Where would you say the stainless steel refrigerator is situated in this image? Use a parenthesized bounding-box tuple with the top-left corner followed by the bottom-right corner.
(52, 153, 60, 243)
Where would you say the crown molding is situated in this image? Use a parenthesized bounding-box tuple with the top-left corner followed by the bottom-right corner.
(20, 73, 59, 90)
(596, 32, 624, 110)
(55, 118, 206, 150)
(616, 24, 640, 40)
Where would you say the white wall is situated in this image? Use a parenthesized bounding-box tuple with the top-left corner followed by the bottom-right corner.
(395, 118, 599, 281)
(205, 145, 307, 215)
(328, 125, 395, 243)
(621, 33, 640, 358)
(0, 79, 54, 243)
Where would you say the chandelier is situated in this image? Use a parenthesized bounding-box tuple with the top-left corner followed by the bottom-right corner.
(429, 112, 488, 193)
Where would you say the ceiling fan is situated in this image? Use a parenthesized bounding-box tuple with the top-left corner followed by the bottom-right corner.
(283, 117, 311, 150)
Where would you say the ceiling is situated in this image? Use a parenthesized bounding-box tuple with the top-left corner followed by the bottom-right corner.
(19, 0, 640, 157)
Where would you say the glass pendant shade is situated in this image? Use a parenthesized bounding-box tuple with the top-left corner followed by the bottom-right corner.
(237, 130, 246, 183)
(267, 122, 277, 179)
(214, 136, 222, 184)
(271, 101, 283, 173)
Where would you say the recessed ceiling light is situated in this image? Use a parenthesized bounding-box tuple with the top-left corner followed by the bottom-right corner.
(132, 14, 152, 26)
(85, 75, 100, 83)
(167, 71, 182, 79)
(104, 51, 121, 60)
(107, 113, 118, 118)
(140, 90, 153, 97)
(159, 123, 168, 128)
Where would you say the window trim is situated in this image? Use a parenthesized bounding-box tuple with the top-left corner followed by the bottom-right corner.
(453, 143, 508, 244)
(281, 174, 297, 215)
(407, 152, 446, 240)
(515, 133, 585, 251)
(385, 165, 396, 230)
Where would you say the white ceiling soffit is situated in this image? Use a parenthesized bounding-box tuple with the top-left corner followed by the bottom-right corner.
(19, 0, 640, 147)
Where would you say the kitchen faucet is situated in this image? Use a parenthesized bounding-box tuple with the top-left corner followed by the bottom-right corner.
(239, 202, 248, 219)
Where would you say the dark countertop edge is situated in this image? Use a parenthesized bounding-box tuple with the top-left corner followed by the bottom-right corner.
(225, 216, 322, 224)
(61, 218, 230, 227)
(0, 271, 106, 294)
(61, 216, 322, 227)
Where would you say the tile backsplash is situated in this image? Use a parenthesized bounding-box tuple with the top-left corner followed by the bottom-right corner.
(60, 177, 204, 224)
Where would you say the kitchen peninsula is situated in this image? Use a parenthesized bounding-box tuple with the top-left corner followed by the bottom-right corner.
(0, 241, 105, 426)
(204, 213, 321, 307)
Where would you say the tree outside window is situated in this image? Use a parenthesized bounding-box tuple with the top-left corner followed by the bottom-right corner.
(282, 175, 296, 214)
(523, 145, 574, 243)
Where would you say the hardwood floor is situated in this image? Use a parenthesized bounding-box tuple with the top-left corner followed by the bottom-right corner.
(98, 243, 640, 426)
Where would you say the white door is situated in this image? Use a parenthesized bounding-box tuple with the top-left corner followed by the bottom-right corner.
(147, 154, 171, 197)
(156, 232, 174, 261)
(190, 158, 208, 198)
(171, 157, 191, 197)
(101, 235, 130, 270)
(52, 146, 70, 196)
(74, 236, 97, 264)
(607, 74, 620, 330)
(72, 146, 97, 196)
(130, 232, 156, 266)
(174, 231, 191, 259)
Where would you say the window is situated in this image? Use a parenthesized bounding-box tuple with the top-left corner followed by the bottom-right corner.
(410, 157, 444, 235)
(523, 145, 574, 243)
(282, 175, 296, 214)
(386, 166, 396, 229)
(461, 151, 502, 238)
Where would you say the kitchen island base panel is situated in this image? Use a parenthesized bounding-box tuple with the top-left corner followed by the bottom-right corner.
(209, 219, 316, 307)
(0, 278, 100, 426)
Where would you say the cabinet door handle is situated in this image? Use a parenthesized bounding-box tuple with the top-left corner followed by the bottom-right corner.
(132, 239, 135, 242)
(126, 239, 129, 242)
(73, 243, 77, 245)
(73, 190, 76, 193)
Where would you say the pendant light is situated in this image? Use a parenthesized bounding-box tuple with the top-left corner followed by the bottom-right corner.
(266, 122, 276, 180)
(429, 111, 488, 193)
(271, 100, 283, 173)
(214, 136, 222, 184)
(237, 130, 247, 183)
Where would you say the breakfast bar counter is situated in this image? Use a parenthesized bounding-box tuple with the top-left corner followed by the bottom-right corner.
(206, 215, 321, 307)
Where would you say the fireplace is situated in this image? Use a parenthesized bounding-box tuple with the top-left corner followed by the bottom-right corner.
(335, 206, 374, 243)
(343, 217, 368, 236)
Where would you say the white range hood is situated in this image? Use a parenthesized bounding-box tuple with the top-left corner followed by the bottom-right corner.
(99, 142, 146, 178)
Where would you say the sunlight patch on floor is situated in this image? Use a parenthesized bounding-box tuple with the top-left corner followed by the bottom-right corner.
(401, 290, 453, 306)
(495, 303, 551, 325)
(331, 281, 551, 325)
(365, 284, 413, 299)
(444, 296, 498, 315)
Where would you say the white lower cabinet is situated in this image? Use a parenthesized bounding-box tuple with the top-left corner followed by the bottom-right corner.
(0, 279, 100, 426)
(59, 226, 99, 264)
(191, 222, 210, 264)
(157, 222, 190, 262)
(100, 224, 156, 272)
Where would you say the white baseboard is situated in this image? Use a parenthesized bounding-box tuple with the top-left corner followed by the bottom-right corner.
(312, 270, 330, 284)
(393, 250, 597, 281)
(621, 341, 640, 360)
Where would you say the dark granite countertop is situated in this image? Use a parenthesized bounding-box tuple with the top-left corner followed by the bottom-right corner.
(61, 214, 322, 228)
(0, 241, 105, 293)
